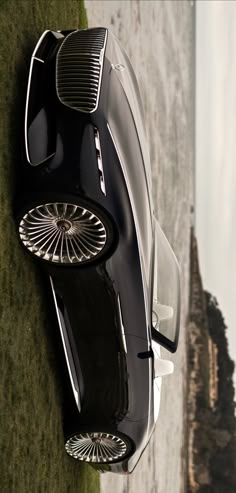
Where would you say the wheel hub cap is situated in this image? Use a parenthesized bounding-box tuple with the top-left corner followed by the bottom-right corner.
(19, 202, 107, 264)
(56, 219, 72, 232)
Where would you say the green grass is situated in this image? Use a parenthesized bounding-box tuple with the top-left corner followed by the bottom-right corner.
(0, 1, 99, 492)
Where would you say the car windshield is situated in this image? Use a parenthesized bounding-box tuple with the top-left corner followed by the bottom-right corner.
(152, 219, 180, 349)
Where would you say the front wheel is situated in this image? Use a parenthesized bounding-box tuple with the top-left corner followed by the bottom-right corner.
(17, 197, 116, 266)
(65, 431, 132, 464)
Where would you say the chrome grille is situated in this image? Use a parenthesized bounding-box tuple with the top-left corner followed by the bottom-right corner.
(56, 28, 107, 113)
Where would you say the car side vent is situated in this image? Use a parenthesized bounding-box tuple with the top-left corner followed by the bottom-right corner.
(56, 28, 107, 113)
(94, 127, 106, 195)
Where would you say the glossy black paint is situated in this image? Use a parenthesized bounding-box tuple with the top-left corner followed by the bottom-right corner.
(15, 28, 180, 474)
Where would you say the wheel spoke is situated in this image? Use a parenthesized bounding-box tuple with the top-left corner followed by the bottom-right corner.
(52, 231, 62, 258)
(79, 230, 105, 246)
(27, 225, 56, 242)
(65, 235, 72, 263)
(44, 230, 61, 258)
(67, 205, 78, 219)
(60, 233, 65, 263)
(68, 237, 82, 262)
(53, 203, 59, 216)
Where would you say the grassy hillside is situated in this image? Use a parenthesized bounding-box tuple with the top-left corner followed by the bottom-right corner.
(0, 1, 99, 492)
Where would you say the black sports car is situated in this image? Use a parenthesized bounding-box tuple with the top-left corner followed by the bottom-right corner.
(15, 28, 181, 474)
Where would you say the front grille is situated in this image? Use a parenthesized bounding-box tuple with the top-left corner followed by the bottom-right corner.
(56, 28, 107, 113)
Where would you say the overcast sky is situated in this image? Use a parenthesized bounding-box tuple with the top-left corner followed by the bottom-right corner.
(196, 0, 236, 386)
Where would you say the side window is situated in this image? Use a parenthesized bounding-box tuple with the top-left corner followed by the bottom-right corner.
(152, 219, 181, 352)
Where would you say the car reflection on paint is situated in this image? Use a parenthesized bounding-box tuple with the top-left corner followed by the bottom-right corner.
(15, 28, 181, 474)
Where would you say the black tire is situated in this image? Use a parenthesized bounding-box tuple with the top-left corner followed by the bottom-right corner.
(16, 194, 117, 267)
(64, 430, 132, 464)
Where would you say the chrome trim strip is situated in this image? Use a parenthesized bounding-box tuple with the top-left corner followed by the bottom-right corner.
(25, 30, 50, 164)
(49, 276, 81, 411)
(117, 294, 127, 354)
(32, 29, 50, 57)
(33, 56, 44, 63)
(153, 375, 162, 422)
(94, 127, 106, 195)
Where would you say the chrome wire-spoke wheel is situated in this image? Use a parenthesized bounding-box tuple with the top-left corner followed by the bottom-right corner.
(65, 432, 129, 463)
(18, 202, 107, 264)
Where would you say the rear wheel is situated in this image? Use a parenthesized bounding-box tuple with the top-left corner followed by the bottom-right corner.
(65, 431, 132, 464)
(17, 198, 115, 266)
